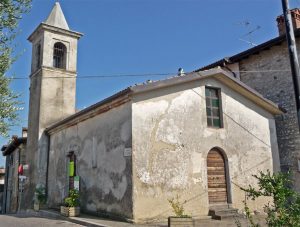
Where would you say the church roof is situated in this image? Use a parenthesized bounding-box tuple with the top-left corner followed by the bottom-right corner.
(45, 68, 283, 134)
(45, 2, 69, 30)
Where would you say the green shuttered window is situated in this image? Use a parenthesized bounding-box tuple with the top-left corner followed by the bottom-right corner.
(205, 87, 223, 128)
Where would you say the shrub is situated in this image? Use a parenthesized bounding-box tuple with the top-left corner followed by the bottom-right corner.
(168, 195, 191, 218)
(239, 170, 300, 227)
(35, 186, 46, 204)
(64, 189, 80, 207)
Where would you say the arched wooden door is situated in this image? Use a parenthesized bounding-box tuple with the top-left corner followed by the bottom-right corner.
(207, 149, 228, 204)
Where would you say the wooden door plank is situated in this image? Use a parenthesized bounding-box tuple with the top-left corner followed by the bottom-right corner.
(207, 149, 228, 203)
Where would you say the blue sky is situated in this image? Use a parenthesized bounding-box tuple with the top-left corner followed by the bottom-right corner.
(1, 0, 299, 166)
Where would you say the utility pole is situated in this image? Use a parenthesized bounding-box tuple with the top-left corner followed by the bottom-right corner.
(281, 0, 300, 131)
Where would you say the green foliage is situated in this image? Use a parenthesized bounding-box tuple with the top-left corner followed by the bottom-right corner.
(0, 0, 31, 137)
(35, 186, 46, 204)
(237, 199, 260, 227)
(240, 170, 300, 227)
(64, 189, 80, 207)
(168, 195, 191, 218)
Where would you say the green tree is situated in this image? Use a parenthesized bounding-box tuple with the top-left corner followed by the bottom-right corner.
(0, 0, 31, 137)
(240, 170, 300, 227)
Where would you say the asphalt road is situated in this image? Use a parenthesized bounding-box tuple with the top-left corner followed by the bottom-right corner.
(0, 214, 84, 227)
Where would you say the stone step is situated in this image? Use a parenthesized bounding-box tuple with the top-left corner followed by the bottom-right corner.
(196, 215, 212, 220)
(209, 204, 232, 210)
(209, 208, 238, 215)
(213, 213, 242, 220)
(208, 207, 240, 220)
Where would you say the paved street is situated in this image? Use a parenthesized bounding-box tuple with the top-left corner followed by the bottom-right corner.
(0, 214, 84, 227)
(0, 212, 268, 227)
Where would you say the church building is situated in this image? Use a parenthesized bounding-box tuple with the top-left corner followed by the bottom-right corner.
(2, 2, 283, 223)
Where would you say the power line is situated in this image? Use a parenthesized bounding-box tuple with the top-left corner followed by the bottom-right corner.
(4, 70, 275, 147)
(4, 69, 293, 80)
(6, 72, 176, 80)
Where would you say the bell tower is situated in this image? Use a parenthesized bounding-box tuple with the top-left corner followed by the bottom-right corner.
(25, 2, 82, 207)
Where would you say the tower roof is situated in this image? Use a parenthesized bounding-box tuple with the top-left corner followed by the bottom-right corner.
(45, 2, 69, 30)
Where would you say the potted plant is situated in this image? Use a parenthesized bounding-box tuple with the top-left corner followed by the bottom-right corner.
(34, 186, 47, 211)
(167, 195, 193, 227)
(60, 189, 80, 217)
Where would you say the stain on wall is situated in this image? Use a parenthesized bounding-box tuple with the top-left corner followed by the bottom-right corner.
(47, 77, 279, 223)
(131, 78, 279, 222)
(48, 102, 133, 218)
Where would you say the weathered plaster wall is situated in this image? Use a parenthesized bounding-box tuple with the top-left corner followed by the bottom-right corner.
(25, 68, 76, 208)
(132, 78, 279, 222)
(26, 27, 78, 208)
(48, 102, 133, 218)
(238, 39, 300, 191)
(3, 144, 27, 213)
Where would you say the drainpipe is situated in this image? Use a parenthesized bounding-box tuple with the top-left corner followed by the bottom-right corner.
(45, 133, 50, 205)
(17, 148, 20, 212)
(281, 0, 300, 173)
(282, 0, 300, 131)
(3, 156, 9, 213)
(223, 65, 237, 78)
(221, 59, 237, 78)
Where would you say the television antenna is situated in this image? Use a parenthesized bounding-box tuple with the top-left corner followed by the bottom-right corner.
(235, 20, 261, 47)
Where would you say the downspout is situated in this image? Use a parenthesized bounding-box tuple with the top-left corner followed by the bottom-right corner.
(17, 148, 20, 212)
(45, 133, 50, 205)
(3, 157, 9, 213)
(220, 58, 237, 78)
(222, 63, 237, 78)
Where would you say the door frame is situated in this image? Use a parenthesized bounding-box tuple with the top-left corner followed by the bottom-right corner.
(206, 147, 232, 205)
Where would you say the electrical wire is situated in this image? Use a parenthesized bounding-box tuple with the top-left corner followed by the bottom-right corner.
(3, 69, 293, 80)
(4, 69, 275, 148)
(5, 73, 175, 80)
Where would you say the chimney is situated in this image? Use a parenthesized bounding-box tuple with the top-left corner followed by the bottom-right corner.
(22, 127, 28, 138)
(277, 8, 300, 36)
(178, 68, 184, 76)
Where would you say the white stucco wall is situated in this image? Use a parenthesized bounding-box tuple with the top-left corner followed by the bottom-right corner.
(47, 102, 133, 218)
(131, 78, 280, 222)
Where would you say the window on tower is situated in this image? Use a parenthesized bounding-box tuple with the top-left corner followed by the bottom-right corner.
(53, 42, 67, 69)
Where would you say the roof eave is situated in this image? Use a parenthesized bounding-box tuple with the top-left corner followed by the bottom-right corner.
(197, 29, 300, 71)
(2, 137, 27, 156)
(45, 88, 133, 134)
(28, 23, 83, 42)
(132, 68, 282, 115)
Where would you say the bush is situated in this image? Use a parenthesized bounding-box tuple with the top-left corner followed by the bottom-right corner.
(240, 170, 300, 227)
(35, 186, 46, 204)
(168, 195, 191, 218)
(64, 189, 80, 207)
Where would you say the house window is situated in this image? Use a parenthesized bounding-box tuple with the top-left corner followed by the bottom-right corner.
(53, 42, 67, 69)
(205, 87, 223, 128)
